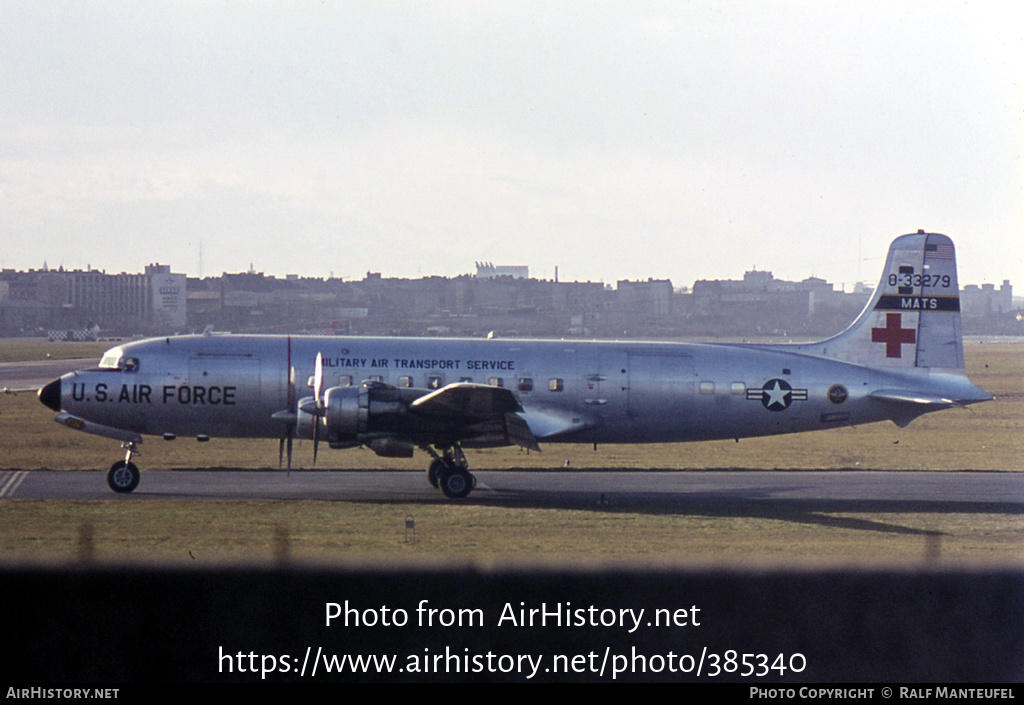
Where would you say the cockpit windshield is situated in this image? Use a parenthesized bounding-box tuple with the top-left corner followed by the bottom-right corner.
(98, 348, 123, 369)
(98, 348, 140, 371)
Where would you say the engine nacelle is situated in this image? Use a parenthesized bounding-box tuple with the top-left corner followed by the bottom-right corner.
(292, 383, 432, 454)
(297, 383, 416, 448)
(323, 385, 369, 440)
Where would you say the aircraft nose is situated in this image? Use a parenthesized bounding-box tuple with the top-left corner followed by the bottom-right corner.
(38, 378, 61, 412)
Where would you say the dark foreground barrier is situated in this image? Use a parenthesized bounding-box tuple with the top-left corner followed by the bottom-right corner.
(3, 566, 1022, 683)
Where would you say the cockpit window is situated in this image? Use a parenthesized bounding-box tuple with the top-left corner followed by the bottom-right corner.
(98, 349, 123, 369)
(97, 349, 139, 371)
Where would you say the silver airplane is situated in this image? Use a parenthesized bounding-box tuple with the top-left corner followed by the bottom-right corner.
(38, 231, 992, 498)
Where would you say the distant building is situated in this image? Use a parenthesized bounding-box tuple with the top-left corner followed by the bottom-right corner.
(146, 264, 187, 329)
(962, 281, 1013, 317)
(688, 269, 871, 336)
(614, 279, 673, 316)
(475, 262, 529, 279)
(0, 263, 186, 334)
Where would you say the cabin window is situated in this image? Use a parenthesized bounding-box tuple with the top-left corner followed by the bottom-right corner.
(337, 375, 353, 387)
(427, 375, 444, 389)
(518, 378, 534, 392)
(699, 381, 715, 394)
(730, 382, 746, 395)
(488, 377, 504, 388)
(398, 375, 413, 388)
(548, 378, 564, 392)
(122, 357, 140, 372)
(459, 377, 474, 383)
(367, 375, 383, 383)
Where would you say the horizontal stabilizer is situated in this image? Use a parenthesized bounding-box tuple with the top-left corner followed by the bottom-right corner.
(868, 388, 967, 428)
(869, 389, 959, 408)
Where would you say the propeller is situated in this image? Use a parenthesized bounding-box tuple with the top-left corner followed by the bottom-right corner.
(275, 352, 326, 469)
(277, 364, 297, 472)
(292, 352, 326, 465)
(311, 352, 324, 465)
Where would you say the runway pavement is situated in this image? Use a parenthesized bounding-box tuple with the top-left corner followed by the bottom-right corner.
(4, 467, 1022, 505)
(0, 358, 90, 392)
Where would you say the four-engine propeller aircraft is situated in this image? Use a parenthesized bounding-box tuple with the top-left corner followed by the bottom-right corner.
(38, 231, 992, 498)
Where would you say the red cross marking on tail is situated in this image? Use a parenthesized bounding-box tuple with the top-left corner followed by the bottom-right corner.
(871, 313, 916, 358)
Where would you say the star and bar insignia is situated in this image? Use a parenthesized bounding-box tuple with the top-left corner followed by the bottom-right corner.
(746, 378, 808, 411)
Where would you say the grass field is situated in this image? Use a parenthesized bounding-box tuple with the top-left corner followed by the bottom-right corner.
(0, 339, 112, 363)
(0, 340, 1020, 566)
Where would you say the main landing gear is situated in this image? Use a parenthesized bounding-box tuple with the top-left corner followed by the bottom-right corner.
(423, 445, 477, 499)
(107, 442, 140, 493)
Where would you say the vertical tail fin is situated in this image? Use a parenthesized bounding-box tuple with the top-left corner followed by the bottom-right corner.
(809, 231, 964, 370)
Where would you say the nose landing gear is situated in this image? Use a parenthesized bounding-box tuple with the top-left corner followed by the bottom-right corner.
(107, 442, 140, 493)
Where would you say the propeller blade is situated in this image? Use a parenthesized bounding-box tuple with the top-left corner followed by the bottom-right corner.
(280, 355, 298, 474)
(279, 427, 296, 472)
(311, 352, 324, 465)
(312, 415, 320, 465)
(313, 352, 323, 406)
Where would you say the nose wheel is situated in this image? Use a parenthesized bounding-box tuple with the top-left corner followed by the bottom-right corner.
(107, 442, 140, 493)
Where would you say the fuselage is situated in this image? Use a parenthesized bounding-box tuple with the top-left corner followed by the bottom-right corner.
(44, 333, 988, 445)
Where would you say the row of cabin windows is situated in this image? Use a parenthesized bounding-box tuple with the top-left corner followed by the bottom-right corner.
(699, 381, 748, 395)
(331, 375, 565, 392)
(330, 375, 756, 395)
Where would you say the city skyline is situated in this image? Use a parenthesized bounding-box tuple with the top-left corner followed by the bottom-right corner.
(3, 245, 1015, 340)
(3, 256, 1015, 293)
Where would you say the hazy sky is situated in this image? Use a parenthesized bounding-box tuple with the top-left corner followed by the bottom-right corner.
(1, 1, 1021, 291)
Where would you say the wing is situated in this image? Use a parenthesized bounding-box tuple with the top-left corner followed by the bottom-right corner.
(410, 383, 541, 451)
